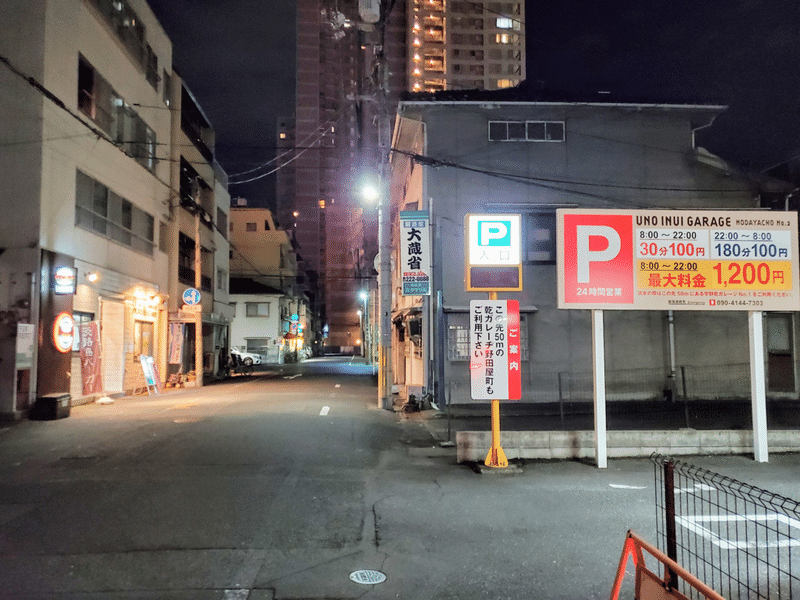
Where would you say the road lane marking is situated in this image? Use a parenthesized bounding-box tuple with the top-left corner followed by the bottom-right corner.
(609, 484, 647, 490)
(283, 374, 302, 380)
(677, 514, 800, 549)
(335, 384, 341, 388)
(320, 406, 330, 416)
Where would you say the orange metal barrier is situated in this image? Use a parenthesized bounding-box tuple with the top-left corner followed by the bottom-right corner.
(610, 530, 726, 600)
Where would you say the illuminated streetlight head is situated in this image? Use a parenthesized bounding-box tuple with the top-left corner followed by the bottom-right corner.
(362, 184, 379, 203)
(359, 291, 368, 301)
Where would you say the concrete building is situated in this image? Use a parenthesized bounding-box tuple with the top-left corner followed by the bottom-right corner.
(229, 205, 312, 359)
(228, 279, 285, 364)
(389, 91, 796, 408)
(0, 0, 175, 419)
(165, 74, 232, 384)
(407, 0, 525, 92)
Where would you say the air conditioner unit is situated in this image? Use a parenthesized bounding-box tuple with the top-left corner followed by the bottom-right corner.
(359, 0, 380, 23)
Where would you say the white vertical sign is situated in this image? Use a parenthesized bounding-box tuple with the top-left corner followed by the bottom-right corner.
(469, 300, 521, 400)
(400, 210, 431, 295)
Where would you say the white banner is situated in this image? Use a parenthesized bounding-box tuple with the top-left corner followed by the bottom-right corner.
(400, 210, 431, 295)
(469, 299, 521, 400)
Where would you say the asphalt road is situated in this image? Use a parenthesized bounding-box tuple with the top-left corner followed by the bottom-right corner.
(1, 356, 799, 599)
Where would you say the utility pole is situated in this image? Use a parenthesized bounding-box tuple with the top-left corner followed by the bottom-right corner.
(360, 0, 393, 409)
(193, 193, 203, 388)
(376, 4, 393, 410)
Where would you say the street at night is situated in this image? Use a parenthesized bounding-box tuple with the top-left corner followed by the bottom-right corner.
(1, 357, 798, 599)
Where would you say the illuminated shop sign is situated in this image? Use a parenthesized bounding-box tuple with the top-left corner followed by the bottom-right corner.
(53, 312, 75, 353)
(54, 267, 77, 294)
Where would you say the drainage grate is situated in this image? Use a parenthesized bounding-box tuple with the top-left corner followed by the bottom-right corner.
(349, 569, 387, 585)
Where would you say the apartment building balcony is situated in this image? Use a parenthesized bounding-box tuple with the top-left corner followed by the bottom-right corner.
(179, 266, 212, 292)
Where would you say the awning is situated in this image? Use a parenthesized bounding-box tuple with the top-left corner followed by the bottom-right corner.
(391, 306, 422, 323)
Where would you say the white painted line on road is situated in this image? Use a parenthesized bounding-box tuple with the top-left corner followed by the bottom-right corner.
(320, 406, 330, 416)
(222, 590, 249, 600)
(677, 483, 716, 494)
(609, 484, 647, 490)
(283, 374, 302, 380)
(677, 514, 800, 549)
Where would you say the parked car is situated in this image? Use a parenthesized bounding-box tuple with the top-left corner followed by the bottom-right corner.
(231, 348, 262, 366)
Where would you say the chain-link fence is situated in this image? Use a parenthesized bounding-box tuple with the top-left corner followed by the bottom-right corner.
(653, 454, 800, 599)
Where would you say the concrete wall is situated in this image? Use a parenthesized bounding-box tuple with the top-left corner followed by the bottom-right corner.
(456, 429, 800, 462)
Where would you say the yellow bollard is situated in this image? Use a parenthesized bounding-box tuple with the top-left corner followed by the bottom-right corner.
(483, 291, 508, 468)
(484, 398, 508, 467)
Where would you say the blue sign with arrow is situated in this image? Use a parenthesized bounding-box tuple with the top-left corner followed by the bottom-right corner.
(182, 288, 201, 305)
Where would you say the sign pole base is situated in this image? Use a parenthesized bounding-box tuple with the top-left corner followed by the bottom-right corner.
(484, 398, 508, 468)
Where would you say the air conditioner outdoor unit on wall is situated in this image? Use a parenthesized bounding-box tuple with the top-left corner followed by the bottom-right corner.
(359, 0, 380, 23)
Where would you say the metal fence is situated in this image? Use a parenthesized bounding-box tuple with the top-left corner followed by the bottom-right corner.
(652, 454, 800, 599)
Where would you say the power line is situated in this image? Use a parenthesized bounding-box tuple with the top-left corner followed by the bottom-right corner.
(391, 148, 754, 199)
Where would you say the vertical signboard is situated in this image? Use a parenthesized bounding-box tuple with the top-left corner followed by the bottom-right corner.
(400, 210, 431, 295)
(557, 209, 799, 311)
(79, 321, 103, 395)
(469, 299, 521, 400)
(168, 323, 184, 364)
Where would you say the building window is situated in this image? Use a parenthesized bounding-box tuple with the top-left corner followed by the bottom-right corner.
(158, 221, 169, 253)
(525, 212, 556, 263)
(246, 338, 269, 355)
(85, 0, 146, 66)
(448, 315, 529, 361)
(134, 320, 155, 358)
(488, 120, 565, 142)
(78, 56, 157, 171)
(217, 208, 227, 239)
(246, 222, 257, 232)
(246, 302, 269, 317)
(162, 70, 171, 106)
(217, 268, 227, 292)
(145, 44, 159, 89)
(264, 220, 271, 231)
(75, 170, 154, 255)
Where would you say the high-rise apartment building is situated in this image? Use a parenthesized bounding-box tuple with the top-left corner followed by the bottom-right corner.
(282, 0, 375, 352)
(408, 0, 525, 92)
(282, 1, 524, 352)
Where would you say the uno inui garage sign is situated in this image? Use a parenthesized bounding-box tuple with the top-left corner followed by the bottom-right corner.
(557, 209, 799, 311)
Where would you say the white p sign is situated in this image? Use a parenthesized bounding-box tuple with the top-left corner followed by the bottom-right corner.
(478, 221, 510, 246)
(467, 214, 521, 265)
(576, 225, 621, 283)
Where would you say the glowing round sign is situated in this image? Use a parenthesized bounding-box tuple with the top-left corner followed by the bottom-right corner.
(53, 312, 75, 353)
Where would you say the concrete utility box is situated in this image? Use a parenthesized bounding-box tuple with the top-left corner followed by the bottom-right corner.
(31, 393, 71, 420)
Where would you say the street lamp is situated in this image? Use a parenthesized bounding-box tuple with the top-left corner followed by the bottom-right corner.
(359, 178, 391, 408)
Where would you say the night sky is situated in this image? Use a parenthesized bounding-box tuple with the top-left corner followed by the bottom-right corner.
(147, 0, 800, 210)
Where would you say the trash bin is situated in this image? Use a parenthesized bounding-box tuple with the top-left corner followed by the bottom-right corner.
(31, 393, 71, 420)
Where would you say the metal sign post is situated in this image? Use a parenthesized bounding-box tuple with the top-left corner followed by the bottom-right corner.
(464, 213, 523, 469)
(749, 310, 768, 462)
(592, 309, 607, 469)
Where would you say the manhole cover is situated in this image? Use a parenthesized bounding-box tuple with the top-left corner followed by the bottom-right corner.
(349, 569, 387, 585)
